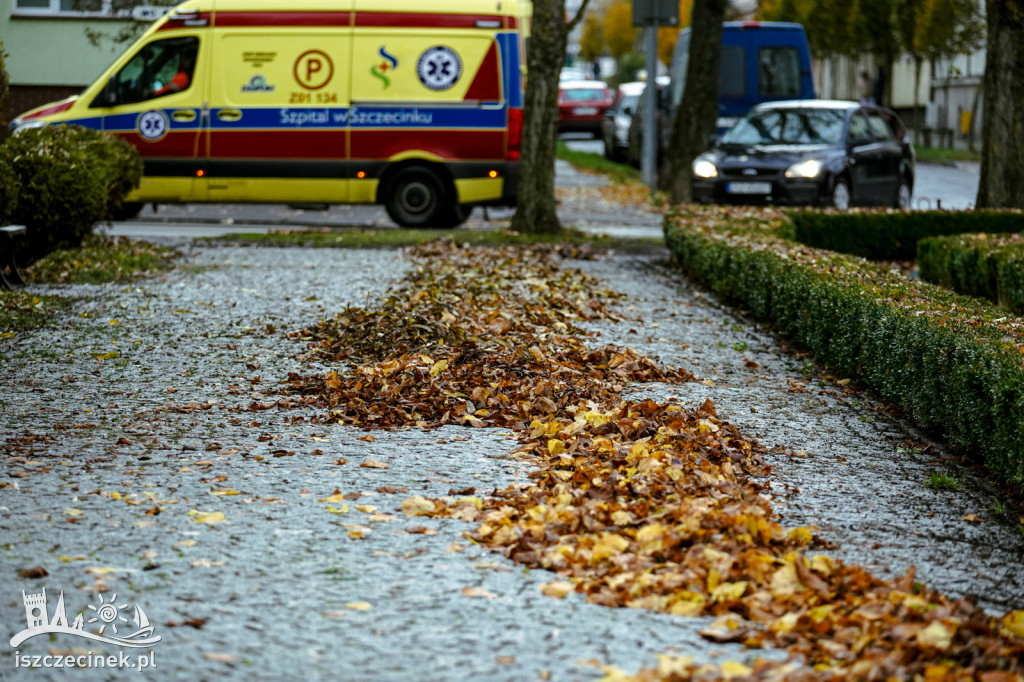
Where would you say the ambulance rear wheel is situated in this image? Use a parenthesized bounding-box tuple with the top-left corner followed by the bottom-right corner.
(384, 167, 448, 228)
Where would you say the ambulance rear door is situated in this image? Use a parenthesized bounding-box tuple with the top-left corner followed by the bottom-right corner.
(204, 1, 354, 203)
(86, 10, 210, 202)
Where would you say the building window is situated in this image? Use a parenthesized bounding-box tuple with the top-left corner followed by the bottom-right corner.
(13, 0, 181, 17)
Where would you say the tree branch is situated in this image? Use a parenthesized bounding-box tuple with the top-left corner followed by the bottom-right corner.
(567, 0, 594, 32)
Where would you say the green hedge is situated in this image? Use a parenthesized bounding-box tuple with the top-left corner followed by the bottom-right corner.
(783, 209, 1024, 261)
(0, 125, 142, 262)
(918, 232, 1024, 314)
(665, 206, 1024, 489)
(0, 155, 19, 224)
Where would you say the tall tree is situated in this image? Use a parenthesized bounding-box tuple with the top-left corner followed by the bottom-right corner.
(661, 0, 728, 203)
(510, 0, 592, 234)
(976, 0, 1024, 209)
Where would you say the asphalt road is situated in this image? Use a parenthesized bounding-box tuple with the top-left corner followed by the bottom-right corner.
(562, 135, 981, 210)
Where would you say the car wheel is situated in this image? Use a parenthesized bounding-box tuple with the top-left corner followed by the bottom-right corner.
(384, 167, 447, 228)
(831, 179, 851, 210)
(893, 180, 911, 210)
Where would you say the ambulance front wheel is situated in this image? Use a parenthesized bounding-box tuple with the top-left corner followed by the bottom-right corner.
(384, 167, 451, 228)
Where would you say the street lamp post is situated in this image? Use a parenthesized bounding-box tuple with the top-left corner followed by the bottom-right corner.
(632, 0, 679, 192)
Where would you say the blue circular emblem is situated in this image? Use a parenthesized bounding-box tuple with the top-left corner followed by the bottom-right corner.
(137, 110, 169, 142)
(417, 46, 461, 91)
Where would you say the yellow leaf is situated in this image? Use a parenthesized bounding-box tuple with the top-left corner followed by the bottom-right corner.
(548, 439, 566, 456)
(1001, 610, 1024, 640)
(210, 489, 241, 496)
(611, 510, 632, 526)
(540, 581, 574, 598)
(592, 532, 629, 562)
(402, 496, 436, 516)
(177, 540, 198, 547)
(635, 522, 666, 553)
(788, 526, 813, 544)
(59, 555, 85, 562)
(461, 586, 496, 599)
(770, 562, 802, 598)
(354, 504, 378, 514)
(710, 581, 748, 603)
(85, 567, 117, 575)
(720, 661, 753, 679)
(191, 511, 227, 525)
(319, 492, 347, 503)
(110, 491, 122, 501)
(916, 621, 953, 650)
(429, 360, 448, 377)
(325, 505, 349, 514)
(63, 509, 84, 517)
(359, 459, 389, 469)
(345, 602, 372, 611)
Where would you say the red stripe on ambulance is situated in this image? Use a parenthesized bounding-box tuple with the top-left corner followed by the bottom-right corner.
(350, 130, 504, 161)
(208, 131, 349, 159)
(214, 11, 352, 27)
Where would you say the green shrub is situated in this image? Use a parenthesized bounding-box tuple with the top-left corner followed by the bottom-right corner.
(0, 155, 19, 224)
(665, 205, 1024, 489)
(0, 125, 142, 262)
(783, 209, 1024, 261)
(918, 233, 1024, 313)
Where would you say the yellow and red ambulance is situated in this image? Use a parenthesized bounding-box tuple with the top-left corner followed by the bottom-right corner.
(11, 0, 531, 227)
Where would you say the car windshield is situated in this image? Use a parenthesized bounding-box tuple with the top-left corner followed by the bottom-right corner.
(724, 108, 845, 145)
(562, 89, 605, 102)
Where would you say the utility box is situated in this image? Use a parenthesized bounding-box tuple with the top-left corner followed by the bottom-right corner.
(632, 0, 680, 27)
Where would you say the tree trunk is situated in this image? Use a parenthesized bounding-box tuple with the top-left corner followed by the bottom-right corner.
(662, 0, 728, 203)
(511, 0, 590, 234)
(976, 0, 1024, 209)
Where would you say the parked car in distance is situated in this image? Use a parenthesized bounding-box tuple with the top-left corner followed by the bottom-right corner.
(624, 77, 670, 167)
(691, 100, 914, 210)
(602, 82, 644, 161)
(558, 80, 613, 138)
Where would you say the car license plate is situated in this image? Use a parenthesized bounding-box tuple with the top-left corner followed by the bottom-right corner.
(726, 182, 771, 195)
(573, 107, 597, 115)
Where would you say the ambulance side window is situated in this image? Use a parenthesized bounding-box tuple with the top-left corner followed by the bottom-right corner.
(93, 36, 199, 107)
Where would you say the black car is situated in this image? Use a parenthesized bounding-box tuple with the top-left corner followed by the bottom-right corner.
(691, 100, 914, 209)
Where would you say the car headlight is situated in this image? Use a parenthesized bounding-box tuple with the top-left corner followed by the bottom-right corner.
(785, 159, 822, 179)
(692, 158, 718, 179)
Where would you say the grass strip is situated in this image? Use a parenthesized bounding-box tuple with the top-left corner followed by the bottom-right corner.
(24, 234, 178, 284)
(665, 204, 1024, 490)
(205, 226, 662, 252)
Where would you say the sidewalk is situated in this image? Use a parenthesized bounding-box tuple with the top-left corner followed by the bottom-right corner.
(3, 179, 1022, 680)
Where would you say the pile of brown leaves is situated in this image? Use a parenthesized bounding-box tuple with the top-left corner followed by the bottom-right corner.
(287, 239, 1024, 681)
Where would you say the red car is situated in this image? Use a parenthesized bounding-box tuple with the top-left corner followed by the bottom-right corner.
(558, 80, 613, 137)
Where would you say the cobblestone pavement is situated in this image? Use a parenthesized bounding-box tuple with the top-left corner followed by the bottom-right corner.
(3, 166, 1022, 680)
(1, 246, 761, 682)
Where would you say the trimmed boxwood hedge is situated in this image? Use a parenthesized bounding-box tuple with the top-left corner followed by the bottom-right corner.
(783, 209, 1024, 261)
(918, 233, 1024, 314)
(665, 205, 1024, 489)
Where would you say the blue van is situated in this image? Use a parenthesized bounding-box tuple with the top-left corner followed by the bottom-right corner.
(669, 21, 815, 134)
